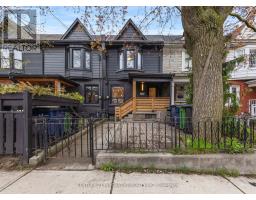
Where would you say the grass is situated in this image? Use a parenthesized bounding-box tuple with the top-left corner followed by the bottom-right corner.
(99, 162, 240, 177)
(168, 135, 255, 155)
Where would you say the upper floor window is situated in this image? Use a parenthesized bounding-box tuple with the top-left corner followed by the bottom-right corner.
(0, 49, 10, 69)
(72, 49, 81, 68)
(182, 51, 192, 71)
(0, 48, 23, 70)
(14, 50, 22, 69)
(119, 51, 124, 70)
(71, 48, 91, 69)
(85, 51, 91, 70)
(119, 49, 142, 70)
(249, 49, 256, 68)
(127, 50, 135, 68)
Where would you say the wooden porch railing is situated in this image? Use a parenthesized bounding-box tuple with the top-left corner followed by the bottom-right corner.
(115, 97, 170, 119)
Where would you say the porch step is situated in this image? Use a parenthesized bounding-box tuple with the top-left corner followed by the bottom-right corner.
(121, 111, 167, 122)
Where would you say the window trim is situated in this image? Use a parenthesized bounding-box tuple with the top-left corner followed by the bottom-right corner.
(84, 84, 100, 105)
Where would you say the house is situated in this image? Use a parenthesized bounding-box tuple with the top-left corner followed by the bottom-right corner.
(0, 18, 174, 119)
(162, 36, 191, 105)
(226, 26, 256, 116)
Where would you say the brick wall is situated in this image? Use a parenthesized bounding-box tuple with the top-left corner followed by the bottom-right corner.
(229, 80, 256, 114)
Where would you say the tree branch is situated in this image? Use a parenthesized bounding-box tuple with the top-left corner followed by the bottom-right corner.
(230, 12, 256, 32)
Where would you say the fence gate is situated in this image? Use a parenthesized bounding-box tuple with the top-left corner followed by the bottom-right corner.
(0, 111, 25, 156)
(32, 117, 94, 164)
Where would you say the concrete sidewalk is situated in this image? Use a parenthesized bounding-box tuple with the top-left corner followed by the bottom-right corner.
(0, 169, 256, 194)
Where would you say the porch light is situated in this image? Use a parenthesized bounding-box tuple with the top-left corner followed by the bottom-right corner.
(140, 81, 144, 92)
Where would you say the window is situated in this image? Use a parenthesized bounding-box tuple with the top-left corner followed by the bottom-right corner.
(249, 49, 256, 68)
(119, 49, 142, 70)
(13, 50, 22, 69)
(126, 50, 135, 68)
(182, 51, 192, 71)
(85, 51, 91, 70)
(0, 49, 10, 69)
(111, 86, 124, 104)
(72, 49, 81, 68)
(137, 52, 142, 70)
(229, 85, 240, 105)
(119, 51, 124, 70)
(85, 85, 99, 104)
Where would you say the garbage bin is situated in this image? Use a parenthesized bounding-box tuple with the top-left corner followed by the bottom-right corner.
(168, 104, 192, 132)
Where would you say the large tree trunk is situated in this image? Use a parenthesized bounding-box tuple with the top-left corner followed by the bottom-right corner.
(181, 7, 233, 136)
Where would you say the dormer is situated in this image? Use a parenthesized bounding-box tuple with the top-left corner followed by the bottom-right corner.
(115, 19, 146, 41)
(61, 18, 92, 41)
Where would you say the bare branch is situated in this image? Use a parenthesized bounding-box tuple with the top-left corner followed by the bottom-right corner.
(230, 12, 256, 32)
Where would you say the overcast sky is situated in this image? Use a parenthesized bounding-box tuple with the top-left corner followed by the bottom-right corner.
(36, 6, 183, 35)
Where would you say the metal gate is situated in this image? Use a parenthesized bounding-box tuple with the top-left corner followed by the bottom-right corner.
(32, 117, 95, 164)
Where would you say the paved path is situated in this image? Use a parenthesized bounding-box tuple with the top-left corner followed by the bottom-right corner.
(0, 169, 256, 194)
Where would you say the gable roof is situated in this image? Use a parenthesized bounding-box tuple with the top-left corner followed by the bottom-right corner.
(61, 18, 92, 40)
(115, 19, 147, 40)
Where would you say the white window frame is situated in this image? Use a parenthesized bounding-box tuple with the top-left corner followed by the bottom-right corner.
(229, 85, 240, 104)
(181, 50, 192, 71)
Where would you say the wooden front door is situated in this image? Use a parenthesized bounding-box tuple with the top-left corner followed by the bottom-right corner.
(149, 87, 156, 97)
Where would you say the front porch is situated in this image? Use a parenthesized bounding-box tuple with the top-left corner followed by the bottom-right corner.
(115, 73, 172, 119)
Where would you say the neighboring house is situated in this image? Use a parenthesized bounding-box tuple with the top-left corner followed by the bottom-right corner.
(162, 36, 191, 105)
(0, 18, 174, 119)
(226, 26, 256, 116)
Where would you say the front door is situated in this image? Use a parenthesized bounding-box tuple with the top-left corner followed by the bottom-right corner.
(149, 87, 156, 97)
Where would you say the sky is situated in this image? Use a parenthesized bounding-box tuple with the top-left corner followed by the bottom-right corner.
(36, 6, 184, 35)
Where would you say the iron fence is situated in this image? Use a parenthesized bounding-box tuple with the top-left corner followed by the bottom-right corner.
(31, 116, 256, 164)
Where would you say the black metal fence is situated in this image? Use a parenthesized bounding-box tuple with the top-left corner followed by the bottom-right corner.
(31, 116, 256, 164)
(32, 117, 93, 161)
(93, 117, 256, 153)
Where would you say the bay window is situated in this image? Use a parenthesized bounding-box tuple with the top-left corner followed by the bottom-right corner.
(119, 49, 142, 70)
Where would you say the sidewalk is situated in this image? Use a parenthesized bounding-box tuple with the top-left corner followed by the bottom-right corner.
(0, 169, 256, 193)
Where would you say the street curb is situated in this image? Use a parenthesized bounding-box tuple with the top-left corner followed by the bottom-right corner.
(96, 151, 256, 175)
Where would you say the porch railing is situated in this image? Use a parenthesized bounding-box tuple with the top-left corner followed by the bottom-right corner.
(115, 97, 170, 119)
